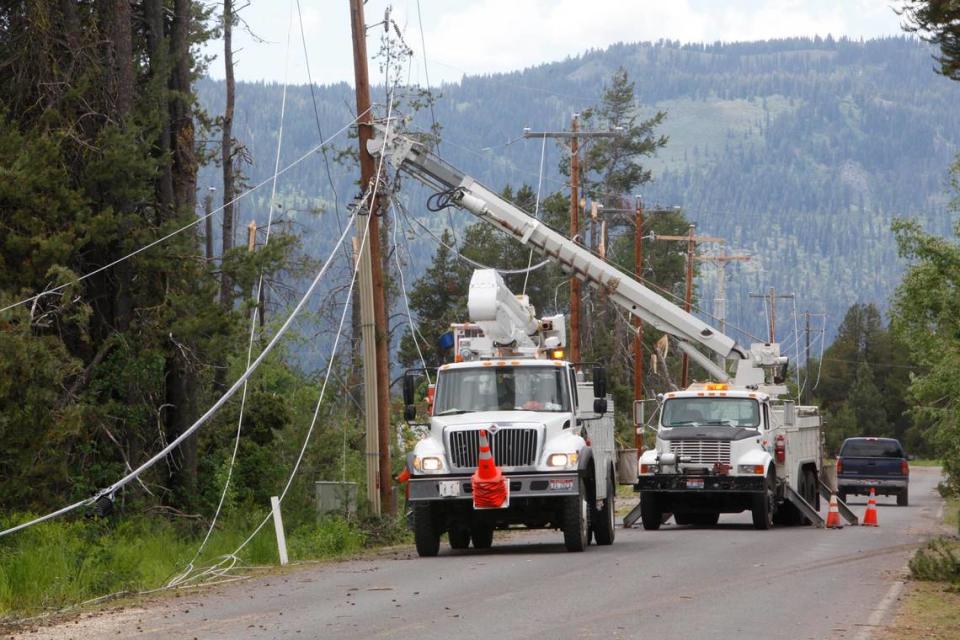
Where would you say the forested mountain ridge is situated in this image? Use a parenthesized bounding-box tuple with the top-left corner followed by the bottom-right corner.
(197, 35, 960, 350)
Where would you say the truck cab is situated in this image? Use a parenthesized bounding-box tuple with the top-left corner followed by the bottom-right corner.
(636, 382, 822, 529)
(404, 356, 616, 556)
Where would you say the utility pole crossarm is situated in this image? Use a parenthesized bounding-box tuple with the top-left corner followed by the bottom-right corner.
(654, 234, 724, 243)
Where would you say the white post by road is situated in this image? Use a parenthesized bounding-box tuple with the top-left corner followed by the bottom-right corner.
(270, 496, 289, 566)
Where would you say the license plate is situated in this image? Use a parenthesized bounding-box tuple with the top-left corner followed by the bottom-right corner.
(438, 480, 461, 497)
(549, 478, 575, 491)
(685, 478, 704, 489)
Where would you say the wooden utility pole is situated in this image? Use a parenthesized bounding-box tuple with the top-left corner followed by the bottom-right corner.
(749, 287, 795, 343)
(651, 226, 723, 387)
(694, 249, 751, 366)
(350, 0, 392, 516)
(522, 122, 621, 364)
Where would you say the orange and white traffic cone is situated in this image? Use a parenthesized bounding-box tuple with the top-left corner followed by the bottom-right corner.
(862, 487, 879, 527)
(472, 429, 508, 509)
(825, 493, 843, 529)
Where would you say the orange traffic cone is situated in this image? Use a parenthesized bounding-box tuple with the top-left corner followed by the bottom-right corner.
(825, 493, 843, 529)
(862, 487, 879, 527)
(472, 429, 508, 509)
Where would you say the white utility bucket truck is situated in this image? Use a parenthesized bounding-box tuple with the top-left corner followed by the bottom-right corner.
(401, 269, 618, 555)
(370, 126, 852, 545)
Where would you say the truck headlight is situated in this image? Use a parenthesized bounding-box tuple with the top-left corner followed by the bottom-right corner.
(414, 456, 445, 472)
(738, 464, 765, 475)
(547, 452, 578, 468)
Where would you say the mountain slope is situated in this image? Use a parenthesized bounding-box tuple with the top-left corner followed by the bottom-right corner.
(197, 36, 960, 352)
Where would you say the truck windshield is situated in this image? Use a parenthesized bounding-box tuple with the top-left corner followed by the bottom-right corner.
(661, 397, 760, 428)
(434, 366, 569, 414)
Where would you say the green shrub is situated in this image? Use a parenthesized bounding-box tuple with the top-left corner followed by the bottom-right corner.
(288, 517, 365, 560)
(909, 537, 960, 585)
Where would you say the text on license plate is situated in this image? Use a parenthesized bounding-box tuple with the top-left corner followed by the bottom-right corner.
(685, 478, 704, 489)
(549, 478, 575, 491)
(438, 480, 461, 497)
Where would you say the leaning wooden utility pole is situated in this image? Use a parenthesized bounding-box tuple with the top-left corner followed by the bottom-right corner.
(349, 0, 393, 516)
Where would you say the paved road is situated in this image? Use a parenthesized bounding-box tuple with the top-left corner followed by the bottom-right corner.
(18, 467, 946, 640)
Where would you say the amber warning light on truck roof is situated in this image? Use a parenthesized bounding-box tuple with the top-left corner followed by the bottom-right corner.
(550, 349, 565, 360)
(705, 383, 729, 391)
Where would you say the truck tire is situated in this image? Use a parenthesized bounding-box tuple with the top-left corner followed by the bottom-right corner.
(562, 476, 589, 551)
(413, 503, 440, 557)
(751, 472, 775, 530)
(471, 524, 494, 549)
(897, 487, 909, 507)
(448, 526, 470, 550)
(640, 493, 662, 531)
(592, 473, 616, 545)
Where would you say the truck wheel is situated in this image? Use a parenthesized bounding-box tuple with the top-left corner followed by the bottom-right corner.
(640, 493, 662, 531)
(562, 476, 589, 551)
(413, 503, 440, 557)
(897, 487, 909, 507)
(448, 526, 470, 550)
(806, 469, 820, 512)
(593, 473, 616, 545)
(751, 472, 774, 530)
(471, 524, 494, 549)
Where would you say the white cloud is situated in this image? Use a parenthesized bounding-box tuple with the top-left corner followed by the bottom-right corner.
(204, 0, 907, 85)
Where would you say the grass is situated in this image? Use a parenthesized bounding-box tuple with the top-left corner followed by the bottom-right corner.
(0, 510, 394, 620)
(878, 581, 960, 640)
(879, 494, 960, 640)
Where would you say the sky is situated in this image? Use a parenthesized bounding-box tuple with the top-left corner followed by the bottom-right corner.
(204, 0, 910, 86)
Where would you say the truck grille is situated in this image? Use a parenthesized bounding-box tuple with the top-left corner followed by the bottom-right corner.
(670, 440, 731, 465)
(448, 428, 539, 468)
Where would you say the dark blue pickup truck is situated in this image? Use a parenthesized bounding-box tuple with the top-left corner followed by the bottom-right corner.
(836, 437, 910, 506)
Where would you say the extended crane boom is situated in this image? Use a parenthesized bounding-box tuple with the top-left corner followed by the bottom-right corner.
(370, 127, 770, 385)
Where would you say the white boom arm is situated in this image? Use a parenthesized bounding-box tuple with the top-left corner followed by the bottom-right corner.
(468, 269, 538, 347)
(369, 127, 750, 380)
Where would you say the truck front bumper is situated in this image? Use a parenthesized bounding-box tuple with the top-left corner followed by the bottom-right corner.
(635, 474, 765, 493)
(408, 473, 580, 502)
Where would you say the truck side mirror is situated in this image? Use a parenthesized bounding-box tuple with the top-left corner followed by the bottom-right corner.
(592, 366, 607, 398)
(403, 374, 417, 421)
(593, 398, 608, 415)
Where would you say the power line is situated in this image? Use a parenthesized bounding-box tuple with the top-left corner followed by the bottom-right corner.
(173, 1, 296, 581)
(295, 0, 347, 260)
(0, 209, 360, 540)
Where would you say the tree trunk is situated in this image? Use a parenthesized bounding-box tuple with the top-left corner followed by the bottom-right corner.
(163, 0, 200, 507)
(144, 0, 174, 213)
(220, 0, 236, 310)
